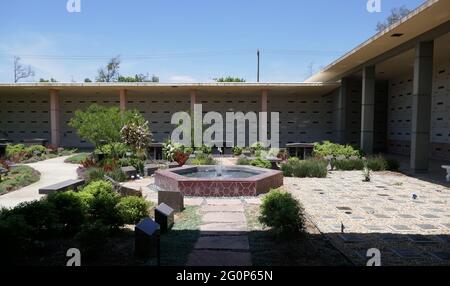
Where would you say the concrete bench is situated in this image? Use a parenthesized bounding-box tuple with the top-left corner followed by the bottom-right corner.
(121, 166, 137, 179)
(39, 179, 85, 195)
(442, 165, 450, 182)
(144, 164, 159, 176)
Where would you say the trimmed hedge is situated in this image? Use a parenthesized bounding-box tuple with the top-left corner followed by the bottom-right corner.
(281, 158, 328, 178)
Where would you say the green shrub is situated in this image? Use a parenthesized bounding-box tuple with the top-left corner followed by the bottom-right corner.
(96, 142, 131, 158)
(75, 221, 109, 255)
(281, 158, 327, 178)
(118, 157, 145, 174)
(25, 145, 47, 155)
(385, 157, 400, 171)
(187, 154, 217, 165)
(259, 189, 304, 236)
(84, 167, 106, 184)
(116, 196, 151, 224)
(313, 141, 362, 158)
(5, 144, 26, 158)
(83, 181, 122, 227)
(9, 200, 58, 237)
(236, 156, 251, 166)
(197, 145, 212, 155)
(232, 146, 243, 156)
(333, 159, 365, 171)
(250, 157, 271, 169)
(0, 213, 32, 264)
(47, 191, 86, 232)
(106, 168, 128, 182)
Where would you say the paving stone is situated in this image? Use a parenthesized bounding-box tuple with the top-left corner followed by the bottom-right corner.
(430, 252, 450, 261)
(244, 198, 261, 205)
(205, 198, 243, 206)
(337, 206, 352, 211)
(442, 224, 450, 230)
(338, 234, 364, 243)
(200, 222, 248, 233)
(408, 235, 436, 244)
(202, 204, 244, 213)
(364, 225, 386, 231)
(373, 214, 391, 219)
(350, 216, 365, 220)
(389, 225, 411, 231)
(195, 235, 249, 251)
(420, 214, 440, 219)
(379, 234, 408, 242)
(361, 207, 375, 214)
(417, 224, 438, 230)
(202, 212, 246, 223)
(186, 250, 252, 266)
(390, 248, 423, 259)
(398, 214, 416, 219)
(384, 208, 397, 212)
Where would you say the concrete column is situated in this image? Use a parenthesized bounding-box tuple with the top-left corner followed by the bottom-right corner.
(261, 89, 268, 112)
(119, 89, 127, 112)
(260, 89, 268, 145)
(336, 78, 349, 144)
(360, 65, 376, 154)
(411, 41, 434, 172)
(190, 90, 197, 115)
(49, 89, 60, 147)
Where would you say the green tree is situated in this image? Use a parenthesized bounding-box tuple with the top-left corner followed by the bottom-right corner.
(68, 104, 149, 152)
(213, 76, 246, 82)
(84, 78, 92, 83)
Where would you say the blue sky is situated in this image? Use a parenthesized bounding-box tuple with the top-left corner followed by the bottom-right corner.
(0, 0, 425, 83)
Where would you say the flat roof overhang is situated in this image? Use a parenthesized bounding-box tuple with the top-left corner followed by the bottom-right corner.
(0, 82, 340, 97)
(306, 0, 450, 83)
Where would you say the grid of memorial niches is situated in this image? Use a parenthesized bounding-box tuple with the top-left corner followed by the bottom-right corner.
(431, 65, 450, 143)
(431, 143, 450, 160)
(387, 77, 413, 142)
(0, 98, 51, 139)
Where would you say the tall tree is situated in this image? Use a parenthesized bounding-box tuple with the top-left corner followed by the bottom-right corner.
(376, 6, 411, 32)
(14, 56, 35, 83)
(96, 56, 121, 82)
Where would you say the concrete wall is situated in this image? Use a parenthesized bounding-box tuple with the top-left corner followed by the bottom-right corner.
(387, 60, 450, 160)
(0, 93, 51, 143)
(269, 93, 334, 147)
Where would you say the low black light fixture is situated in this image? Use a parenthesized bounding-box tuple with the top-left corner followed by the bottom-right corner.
(391, 33, 404, 37)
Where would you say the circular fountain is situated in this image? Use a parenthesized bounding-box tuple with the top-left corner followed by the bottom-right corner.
(154, 165, 283, 197)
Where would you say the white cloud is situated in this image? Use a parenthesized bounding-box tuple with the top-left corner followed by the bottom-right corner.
(168, 75, 197, 83)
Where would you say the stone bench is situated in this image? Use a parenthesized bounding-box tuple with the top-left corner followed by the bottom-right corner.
(442, 165, 450, 182)
(121, 166, 137, 179)
(39, 179, 85, 195)
(144, 164, 159, 177)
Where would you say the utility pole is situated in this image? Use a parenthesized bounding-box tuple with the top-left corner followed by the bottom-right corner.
(257, 49, 260, 82)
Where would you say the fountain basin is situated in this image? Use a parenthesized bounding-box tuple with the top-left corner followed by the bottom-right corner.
(155, 166, 283, 197)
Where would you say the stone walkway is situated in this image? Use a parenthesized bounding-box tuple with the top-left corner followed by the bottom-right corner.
(186, 199, 252, 266)
(285, 171, 450, 265)
(0, 156, 79, 208)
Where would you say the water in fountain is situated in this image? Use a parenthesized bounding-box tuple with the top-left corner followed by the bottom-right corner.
(215, 162, 223, 177)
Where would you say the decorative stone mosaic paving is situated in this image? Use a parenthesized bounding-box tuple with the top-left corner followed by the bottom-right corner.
(285, 171, 450, 266)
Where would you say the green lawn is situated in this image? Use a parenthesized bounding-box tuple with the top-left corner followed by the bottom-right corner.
(0, 165, 41, 195)
(64, 153, 89, 164)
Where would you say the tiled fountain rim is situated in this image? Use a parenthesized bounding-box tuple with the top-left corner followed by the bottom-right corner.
(155, 165, 282, 182)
